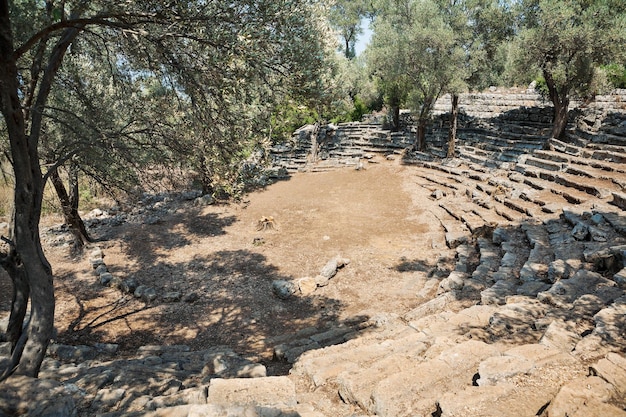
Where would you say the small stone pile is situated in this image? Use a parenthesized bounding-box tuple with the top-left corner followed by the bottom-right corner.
(89, 247, 157, 303)
(89, 247, 199, 304)
(272, 256, 350, 299)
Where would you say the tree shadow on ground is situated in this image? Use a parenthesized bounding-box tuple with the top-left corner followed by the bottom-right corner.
(393, 257, 437, 274)
(95, 208, 238, 266)
(52, 245, 367, 376)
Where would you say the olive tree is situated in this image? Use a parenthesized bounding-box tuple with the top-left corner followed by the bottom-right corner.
(368, 0, 460, 144)
(0, 0, 332, 379)
(513, 0, 626, 140)
(437, 0, 513, 157)
(330, 0, 374, 59)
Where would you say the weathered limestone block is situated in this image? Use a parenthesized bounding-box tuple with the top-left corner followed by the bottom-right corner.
(121, 278, 139, 294)
(297, 277, 317, 295)
(90, 257, 105, 268)
(592, 299, 626, 344)
(203, 349, 267, 379)
(437, 271, 466, 294)
(548, 259, 569, 283)
(404, 292, 457, 322)
(109, 275, 124, 290)
(477, 355, 534, 386)
(335, 338, 430, 410)
(48, 343, 97, 362)
(613, 268, 626, 287)
(539, 319, 581, 353)
(502, 343, 576, 366)
(145, 387, 208, 411)
(369, 340, 501, 417)
(272, 280, 298, 300)
(93, 388, 126, 408)
(590, 352, 626, 402)
(162, 291, 182, 302)
(94, 264, 108, 276)
(90, 247, 103, 259)
(481, 279, 517, 305)
(207, 377, 296, 409)
(0, 376, 77, 417)
(537, 269, 619, 308)
(547, 376, 625, 417)
(316, 256, 350, 286)
(612, 191, 626, 211)
(99, 272, 114, 286)
(143, 403, 304, 417)
(571, 294, 606, 318)
(488, 299, 546, 338)
(437, 383, 552, 417)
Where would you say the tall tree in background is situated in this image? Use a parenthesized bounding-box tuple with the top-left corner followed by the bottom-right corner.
(513, 0, 626, 140)
(369, 0, 460, 144)
(330, 0, 373, 59)
(0, 0, 332, 379)
(437, 0, 513, 157)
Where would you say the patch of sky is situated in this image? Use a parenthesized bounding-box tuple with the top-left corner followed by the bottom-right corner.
(354, 17, 372, 56)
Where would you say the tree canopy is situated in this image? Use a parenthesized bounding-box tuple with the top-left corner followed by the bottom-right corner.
(329, 0, 374, 59)
(512, 0, 626, 138)
(367, 0, 463, 142)
(0, 0, 334, 379)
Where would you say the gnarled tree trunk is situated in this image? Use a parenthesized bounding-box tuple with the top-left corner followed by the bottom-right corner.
(0, 241, 29, 353)
(416, 120, 427, 151)
(447, 94, 459, 158)
(0, 2, 81, 379)
(50, 165, 94, 250)
(544, 69, 570, 140)
(0, 52, 55, 379)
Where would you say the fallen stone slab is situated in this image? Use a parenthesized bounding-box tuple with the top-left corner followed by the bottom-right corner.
(316, 256, 350, 286)
(207, 376, 296, 409)
(369, 340, 501, 417)
(590, 352, 626, 403)
(437, 383, 552, 417)
(547, 376, 626, 417)
(539, 319, 581, 353)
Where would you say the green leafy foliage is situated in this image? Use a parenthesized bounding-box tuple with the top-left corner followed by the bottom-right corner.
(512, 0, 626, 135)
(367, 0, 461, 132)
(4, 0, 337, 202)
(602, 63, 626, 89)
(329, 0, 374, 58)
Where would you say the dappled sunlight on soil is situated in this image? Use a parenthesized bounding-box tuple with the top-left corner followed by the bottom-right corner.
(1, 157, 451, 367)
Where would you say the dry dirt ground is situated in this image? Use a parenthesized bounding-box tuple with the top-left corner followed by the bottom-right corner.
(0, 157, 453, 372)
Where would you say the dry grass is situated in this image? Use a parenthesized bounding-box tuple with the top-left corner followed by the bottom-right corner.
(0, 183, 12, 220)
(0, 173, 108, 221)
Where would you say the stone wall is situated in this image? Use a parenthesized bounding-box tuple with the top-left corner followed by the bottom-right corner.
(269, 89, 626, 172)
